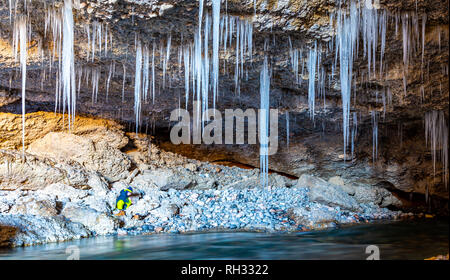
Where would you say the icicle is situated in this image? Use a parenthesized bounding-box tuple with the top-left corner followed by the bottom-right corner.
(335, 3, 358, 161)
(425, 111, 449, 188)
(308, 41, 317, 120)
(351, 111, 357, 161)
(134, 41, 143, 133)
(202, 13, 210, 123)
(286, 111, 289, 149)
(259, 56, 270, 189)
(152, 42, 156, 104)
(402, 13, 410, 96)
(438, 26, 441, 52)
(91, 67, 99, 104)
(184, 46, 190, 109)
(122, 63, 126, 102)
(421, 14, 426, 67)
(162, 34, 171, 89)
(212, 0, 221, 110)
(380, 10, 386, 77)
(142, 45, 150, 102)
(14, 15, 27, 156)
(234, 20, 240, 95)
(372, 111, 378, 164)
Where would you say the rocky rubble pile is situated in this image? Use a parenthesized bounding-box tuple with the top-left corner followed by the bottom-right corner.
(0, 113, 404, 247)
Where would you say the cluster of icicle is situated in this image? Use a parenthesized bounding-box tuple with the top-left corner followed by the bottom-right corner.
(425, 111, 449, 189)
(131, 1, 254, 134)
(11, 0, 76, 155)
(286, 0, 437, 164)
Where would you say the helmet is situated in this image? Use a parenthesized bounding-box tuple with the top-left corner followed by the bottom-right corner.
(125, 187, 133, 193)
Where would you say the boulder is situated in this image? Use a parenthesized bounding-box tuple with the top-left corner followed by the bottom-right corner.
(0, 111, 126, 151)
(134, 169, 194, 191)
(126, 195, 160, 217)
(27, 132, 131, 182)
(328, 176, 345, 186)
(0, 214, 90, 247)
(0, 150, 66, 190)
(9, 196, 58, 217)
(351, 184, 402, 208)
(296, 174, 361, 212)
(41, 183, 89, 201)
(61, 204, 118, 235)
(380, 192, 402, 208)
(146, 202, 179, 222)
(83, 195, 113, 214)
(86, 173, 110, 196)
(288, 205, 337, 227)
(160, 180, 194, 191)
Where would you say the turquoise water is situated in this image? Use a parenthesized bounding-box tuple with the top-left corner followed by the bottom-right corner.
(0, 219, 447, 260)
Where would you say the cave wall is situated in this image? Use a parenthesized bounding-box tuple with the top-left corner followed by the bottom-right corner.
(0, 0, 448, 204)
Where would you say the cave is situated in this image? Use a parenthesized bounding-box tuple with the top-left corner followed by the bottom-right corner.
(0, 0, 448, 260)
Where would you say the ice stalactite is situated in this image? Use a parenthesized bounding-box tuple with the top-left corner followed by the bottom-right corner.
(183, 6, 254, 136)
(134, 41, 143, 133)
(286, 111, 289, 149)
(42, 2, 77, 122)
(177, 45, 183, 74)
(379, 10, 387, 78)
(61, 0, 76, 127)
(8, 0, 14, 22)
(259, 56, 270, 188)
(212, 0, 221, 110)
(86, 20, 110, 62)
(234, 19, 240, 96)
(142, 46, 150, 102)
(152, 42, 156, 104)
(76, 67, 82, 97)
(307, 41, 317, 120)
(371, 111, 379, 164)
(288, 37, 300, 85)
(122, 63, 126, 102)
(362, 4, 378, 79)
(202, 14, 210, 124)
(351, 111, 358, 161)
(91, 67, 100, 104)
(183, 46, 190, 109)
(162, 34, 171, 89)
(425, 111, 449, 188)
(401, 13, 410, 96)
(335, 1, 358, 161)
(13, 15, 27, 155)
(421, 14, 427, 70)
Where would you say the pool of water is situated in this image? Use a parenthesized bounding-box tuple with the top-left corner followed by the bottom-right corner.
(0, 219, 447, 260)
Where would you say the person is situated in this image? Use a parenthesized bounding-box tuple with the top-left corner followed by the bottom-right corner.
(115, 187, 133, 216)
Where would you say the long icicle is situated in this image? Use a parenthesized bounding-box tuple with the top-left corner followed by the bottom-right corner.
(212, 0, 221, 111)
(260, 56, 270, 188)
(134, 41, 143, 133)
(15, 15, 27, 156)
